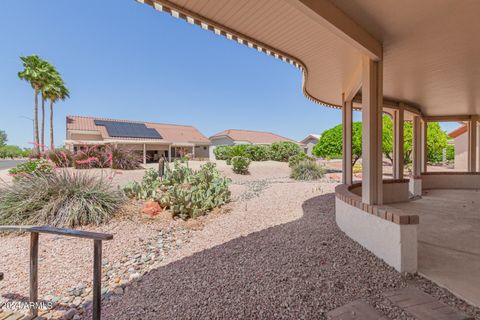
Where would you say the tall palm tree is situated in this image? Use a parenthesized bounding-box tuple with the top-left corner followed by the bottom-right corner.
(39, 61, 56, 152)
(18, 55, 49, 156)
(44, 74, 70, 150)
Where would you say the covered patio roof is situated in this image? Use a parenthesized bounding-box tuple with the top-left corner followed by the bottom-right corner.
(138, 0, 480, 117)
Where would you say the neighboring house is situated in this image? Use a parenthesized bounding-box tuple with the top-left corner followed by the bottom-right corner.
(300, 134, 320, 156)
(65, 115, 211, 163)
(448, 124, 479, 170)
(209, 129, 297, 159)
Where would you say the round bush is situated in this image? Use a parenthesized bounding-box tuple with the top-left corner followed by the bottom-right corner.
(231, 156, 251, 174)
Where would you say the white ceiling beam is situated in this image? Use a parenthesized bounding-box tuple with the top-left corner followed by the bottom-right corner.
(343, 63, 362, 102)
(286, 0, 382, 60)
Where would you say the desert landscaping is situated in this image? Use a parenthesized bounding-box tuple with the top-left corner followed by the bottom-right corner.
(1, 160, 479, 319)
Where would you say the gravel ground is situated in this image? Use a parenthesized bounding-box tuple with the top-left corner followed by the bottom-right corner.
(97, 192, 480, 320)
(0, 161, 478, 319)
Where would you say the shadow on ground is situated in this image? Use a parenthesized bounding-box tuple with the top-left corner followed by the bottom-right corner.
(99, 193, 474, 320)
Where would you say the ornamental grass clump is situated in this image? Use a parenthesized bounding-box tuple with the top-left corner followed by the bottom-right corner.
(290, 161, 326, 181)
(0, 171, 124, 227)
(288, 153, 315, 167)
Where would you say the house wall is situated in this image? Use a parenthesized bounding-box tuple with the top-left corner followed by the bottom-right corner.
(454, 133, 468, 170)
(454, 129, 480, 171)
(69, 132, 103, 141)
(194, 145, 210, 159)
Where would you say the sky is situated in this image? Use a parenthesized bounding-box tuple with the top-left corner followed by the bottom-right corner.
(0, 0, 457, 148)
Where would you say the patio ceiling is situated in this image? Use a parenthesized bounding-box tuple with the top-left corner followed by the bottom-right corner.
(139, 0, 480, 117)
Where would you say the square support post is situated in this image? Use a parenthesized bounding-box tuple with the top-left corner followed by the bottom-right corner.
(361, 57, 383, 205)
(168, 145, 172, 162)
(93, 240, 102, 320)
(342, 96, 353, 185)
(412, 116, 422, 177)
(468, 118, 477, 172)
(410, 116, 423, 196)
(421, 119, 428, 173)
(143, 143, 147, 165)
(393, 108, 404, 179)
(30, 232, 39, 318)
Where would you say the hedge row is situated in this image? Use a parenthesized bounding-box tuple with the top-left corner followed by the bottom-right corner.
(213, 142, 303, 162)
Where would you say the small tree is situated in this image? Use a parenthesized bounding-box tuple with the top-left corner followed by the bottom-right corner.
(313, 116, 448, 165)
(313, 122, 362, 165)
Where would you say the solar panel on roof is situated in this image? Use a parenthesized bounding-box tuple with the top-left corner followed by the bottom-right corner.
(94, 120, 162, 139)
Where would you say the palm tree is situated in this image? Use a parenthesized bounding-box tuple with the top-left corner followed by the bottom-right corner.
(18, 55, 49, 156)
(44, 73, 70, 150)
(39, 61, 56, 152)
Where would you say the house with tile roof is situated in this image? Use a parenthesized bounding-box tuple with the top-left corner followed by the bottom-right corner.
(299, 134, 321, 157)
(448, 123, 479, 171)
(209, 129, 298, 159)
(65, 115, 211, 163)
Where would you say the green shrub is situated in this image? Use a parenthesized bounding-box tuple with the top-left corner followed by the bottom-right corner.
(230, 144, 248, 158)
(270, 142, 302, 162)
(446, 144, 455, 161)
(231, 156, 251, 174)
(290, 161, 325, 181)
(47, 149, 73, 167)
(122, 168, 162, 200)
(244, 145, 271, 161)
(213, 146, 232, 160)
(0, 145, 23, 159)
(124, 161, 231, 220)
(288, 153, 314, 167)
(0, 171, 124, 227)
(8, 159, 53, 177)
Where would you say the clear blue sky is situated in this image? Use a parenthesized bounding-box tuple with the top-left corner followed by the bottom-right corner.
(0, 0, 456, 148)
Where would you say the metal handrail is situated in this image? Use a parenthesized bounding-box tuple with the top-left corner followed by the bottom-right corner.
(0, 225, 113, 320)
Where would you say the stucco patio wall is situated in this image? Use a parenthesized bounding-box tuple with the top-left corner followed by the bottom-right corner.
(421, 172, 480, 189)
(335, 184, 418, 273)
(348, 179, 410, 204)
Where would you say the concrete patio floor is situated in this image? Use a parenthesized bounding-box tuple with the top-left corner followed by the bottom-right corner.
(389, 189, 480, 307)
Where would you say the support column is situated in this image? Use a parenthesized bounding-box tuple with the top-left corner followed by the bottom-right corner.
(143, 144, 147, 165)
(192, 145, 196, 159)
(410, 116, 423, 196)
(361, 57, 383, 205)
(421, 120, 428, 173)
(342, 96, 353, 185)
(468, 118, 477, 172)
(168, 145, 172, 162)
(393, 108, 404, 179)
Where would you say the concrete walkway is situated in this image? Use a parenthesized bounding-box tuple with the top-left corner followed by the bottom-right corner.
(390, 189, 480, 307)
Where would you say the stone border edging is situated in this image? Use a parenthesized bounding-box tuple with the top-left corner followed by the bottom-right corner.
(335, 182, 419, 225)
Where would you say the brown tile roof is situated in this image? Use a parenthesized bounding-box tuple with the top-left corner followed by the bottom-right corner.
(448, 124, 467, 138)
(210, 129, 296, 144)
(66, 115, 210, 144)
